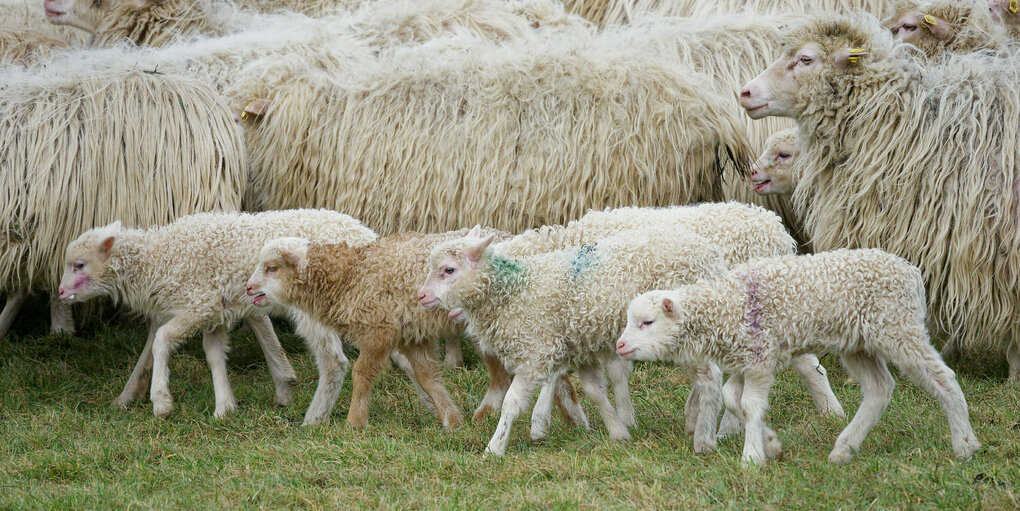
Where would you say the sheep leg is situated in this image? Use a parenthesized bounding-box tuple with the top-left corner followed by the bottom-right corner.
(245, 314, 297, 406)
(292, 313, 349, 426)
(485, 373, 537, 456)
(1007, 338, 1020, 384)
(443, 336, 464, 368)
(829, 352, 894, 464)
(577, 364, 631, 442)
(605, 357, 636, 429)
(689, 363, 722, 453)
(791, 354, 845, 417)
(49, 297, 75, 335)
(473, 352, 511, 424)
(391, 350, 437, 415)
(530, 372, 563, 441)
(884, 341, 981, 459)
(737, 370, 776, 466)
(553, 374, 589, 431)
(401, 342, 464, 431)
(114, 320, 158, 407)
(203, 326, 236, 419)
(0, 293, 26, 341)
(149, 317, 193, 420)
(347, 341, 391, 429)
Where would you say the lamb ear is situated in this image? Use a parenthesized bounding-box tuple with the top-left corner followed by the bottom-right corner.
(280, 249, 303, 269)
(921, 15, 954, 40)
(662, 297, 675, 316)
(464, 233, 496, 263)
(98, 235, 116, 260)
(467, 224, 483, 238)
(835, 47, 869, 70)
(240, 98, 269, 122)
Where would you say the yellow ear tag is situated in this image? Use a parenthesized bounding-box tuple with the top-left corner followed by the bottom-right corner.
(847, 47, 869, 64)
(1011, 0, 1018, 14)
(240, 111, 250, 122)
(923, 14, 938, 26)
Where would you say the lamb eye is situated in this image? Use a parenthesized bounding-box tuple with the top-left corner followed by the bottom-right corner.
(266, 265, 278, 272)
(72, 262, 84, 271)
(444, 267, 455, 275)
(642, 320, 654, 326)
(777, 152, 791, 160)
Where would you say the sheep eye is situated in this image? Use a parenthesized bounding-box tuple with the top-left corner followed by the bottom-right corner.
(777, 152, 791, 159)
(799, 56, 812, 65)
(903, 24, 916, 31)
(641, 320, 654, 326)
(444, 267, 456, 275)
(266, 265, 278, 273)
(72, 262, 84, 271)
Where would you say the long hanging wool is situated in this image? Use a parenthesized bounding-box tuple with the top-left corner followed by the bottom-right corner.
(0, 59, 245, 302)
(231, 31, 754, 234)
(563, 0, 897, 26)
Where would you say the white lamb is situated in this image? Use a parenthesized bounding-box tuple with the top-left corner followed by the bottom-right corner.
(420, 226, 732, 455)
(616, 248, 981, 465)
(57, 209, 376, 423)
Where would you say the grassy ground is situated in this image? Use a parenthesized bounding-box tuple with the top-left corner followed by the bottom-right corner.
(0, 303, 1017, 510)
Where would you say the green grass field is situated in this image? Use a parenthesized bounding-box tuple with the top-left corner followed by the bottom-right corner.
(1, 304, 1017, 510)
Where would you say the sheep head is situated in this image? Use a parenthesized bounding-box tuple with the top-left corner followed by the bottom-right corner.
(58, 221, 122, 304)
(749, 128, 799, 195)
(246, 237, 310, 308)
(419, 225, 495, 318)
(616, 290, 686, 363)
(43, 0, 121, 34)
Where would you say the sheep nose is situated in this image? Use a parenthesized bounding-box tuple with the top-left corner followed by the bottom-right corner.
(418, 291, 427, 302)
(245, 284, 254, 295)
(616, 340, 626, 351)
(739, 87, 752, 99)
(58, 286, 67, 299)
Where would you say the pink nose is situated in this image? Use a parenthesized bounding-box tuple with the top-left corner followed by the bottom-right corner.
(58, 286, 67, 299)
(749, 162, 764, 179)
(245, 284, 254, 295)
(616, 340, 627, 351)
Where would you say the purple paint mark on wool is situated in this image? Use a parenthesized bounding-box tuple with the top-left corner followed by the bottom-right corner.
(73, 275, 90, 290)
(742, 271, 766, 364)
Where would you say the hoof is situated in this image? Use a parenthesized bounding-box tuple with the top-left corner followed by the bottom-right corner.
(693, 439, 717, 454)
(483, 444, 505, 457)
(443, 412, 465, 431)
(472, 405, 493, 426)
(828, 447, 854, 465)
(112, 393, 136, 409)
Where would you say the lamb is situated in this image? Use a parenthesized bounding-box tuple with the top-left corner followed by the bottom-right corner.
(0, 58, 244, 342)
(420, 226, 741, 456)
(243, 229, 589, 430)
(749, 128, 799, 196)
(739, 13, 1020, 381)
(616, 249, 981, 465)
(484, 202, 843, 448)
(885, 0, 1008, 59)
(232, 31, 754, 233)
(57, 210, 377, 423)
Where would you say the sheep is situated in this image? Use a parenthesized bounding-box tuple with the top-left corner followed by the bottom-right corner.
(243, 229, 590, 430)
(749, 128, 799, 196)
(617, 249, 982, 465)
(57, 210, 377, 422)
(419, 225, 745, 456)
(486, 202, 844, 447)
(567, 0, 897, 26)
(231, 31, 755, 234)
(988, 0, 1020, 39)
(885, 0, 1008, 59)
(0, 18, 69, 64)
(738, 13, 1020, 381)
(0, 58, 245, 342)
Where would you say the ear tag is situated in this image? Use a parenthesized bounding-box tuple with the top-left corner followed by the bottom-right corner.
(847, 48, 869, 64)
(1011, 0, 1019, 14)
(922, 14, 938, 26)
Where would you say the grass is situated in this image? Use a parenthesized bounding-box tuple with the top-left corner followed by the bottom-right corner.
(0, 302, 1017, 510)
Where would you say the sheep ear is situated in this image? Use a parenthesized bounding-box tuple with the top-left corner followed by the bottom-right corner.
(662, 298, 675, 316)
(281, 249, 303, 269)
(835, 47, 868, 70)
(467, 225, 483, 238)
(921, 15, 954, 40)
(98, 235, 116, 260)
(464, 233, 495, 263)
(240, 99, 269, 123)
(107, 220, 123, 232)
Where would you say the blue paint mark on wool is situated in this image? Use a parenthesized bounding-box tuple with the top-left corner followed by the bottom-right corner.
(569, 243, 599, 283)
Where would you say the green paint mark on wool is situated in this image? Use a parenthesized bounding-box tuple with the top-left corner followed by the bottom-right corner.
(489, 254, 530, 294)
(569, 243, 599, 283)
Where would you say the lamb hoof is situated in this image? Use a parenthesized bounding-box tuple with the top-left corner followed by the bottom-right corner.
(152, 402, 173, 420)
(693, 439, 717, 454)
(444, 354, 464, 368)
(302, 415, 327, 427)
(443, 412, 464, 431)
(274, 387, 295, 407)
(112, 393, 136, 409)
(828, 447, 854, 465)
(530, 431, 547, 442)
(213, 400, 237, 419)
(609, 430, 632, 442)
(472, 406, 493, 425)
(347, 415, 368, 430)
(764, 432, 783, 460)
(483, 444, 505, 457)
(740, 455, 766, 468)
(953, 438, 982, 459)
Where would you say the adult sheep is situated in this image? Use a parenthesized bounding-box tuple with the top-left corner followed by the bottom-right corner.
(0, 56, 245, 341)
(567, 0, 897, 26)
(885, 0, 1009, 59)
(231, 32, 755, 234)
(738, 12, 1020, 381)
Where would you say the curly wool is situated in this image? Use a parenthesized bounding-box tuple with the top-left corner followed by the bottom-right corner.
(0, 62, 244, 300)
(65, 210, 375, 328)
(232, 31, 754, 233)
(783, 13, 1020, 357)
(500, 202, 797, 267)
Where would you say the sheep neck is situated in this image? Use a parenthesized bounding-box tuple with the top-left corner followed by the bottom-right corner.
(290, 244, 360, 330)
(104, 229, 163, 318)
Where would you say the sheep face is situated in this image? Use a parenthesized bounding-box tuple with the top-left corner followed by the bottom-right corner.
(740, 18, 878, 120)
(57, 221, 122, 304)
(750, 129, 798, 195)
(616, 290, 684, 362)
(988, 0, 1020, 28)
(419, 226, 495, 314)
(888, 8, 954, 50)
(42, 0, 116, 34)
(246, 237, 309, 308)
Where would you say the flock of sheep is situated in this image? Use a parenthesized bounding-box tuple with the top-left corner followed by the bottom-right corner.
(1, 0, 1017, 466)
